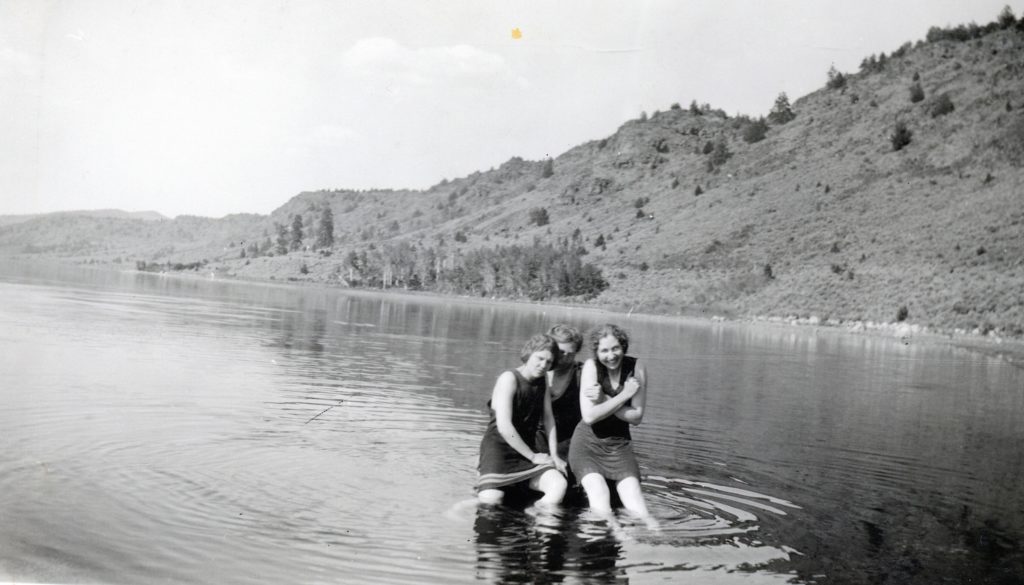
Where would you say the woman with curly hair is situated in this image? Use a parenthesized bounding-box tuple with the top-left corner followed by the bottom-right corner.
(569, 324, 653, 521)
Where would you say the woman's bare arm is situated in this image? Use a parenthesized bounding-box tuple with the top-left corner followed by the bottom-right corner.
(613, 361, 647, 425)
(579, 359, 639, 425)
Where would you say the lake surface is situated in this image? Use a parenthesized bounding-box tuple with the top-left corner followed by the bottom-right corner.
(1, 261, 1022, 584)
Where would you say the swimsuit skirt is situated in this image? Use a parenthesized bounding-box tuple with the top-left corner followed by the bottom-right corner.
(477, 369, 555, 491)
(568, 356, 641, 481)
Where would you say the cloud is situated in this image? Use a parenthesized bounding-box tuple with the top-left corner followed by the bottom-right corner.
(341, 37, 527, 89)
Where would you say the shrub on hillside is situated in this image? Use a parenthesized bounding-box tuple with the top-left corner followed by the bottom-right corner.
(709, 140, 732, 168)
(826, 65, 847, 90)
(742, 118, 769, 143)
(702, 141, 715, 155)
(931, 93, 955, 117)
(768, 93, 796, 125)
(892, 42, 912, 59)
(528, 207, 550, 226)
(909, 82, 925, 103)
(998, 5, 1017, 28)
(635, 209, 646, 219)
(891, 122, 913, 151)
(670, 102, 681, 110)
(860, 54, 887, 74)
(541, 158, 554, 178)
(694, 185, 703, 196)
(896, 305, 909, 322)
(993, 117, 1024, 165)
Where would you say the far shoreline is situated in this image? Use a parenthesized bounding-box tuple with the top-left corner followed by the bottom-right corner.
(135, 264, 1024, 369)
(2, 257, 1021, 368)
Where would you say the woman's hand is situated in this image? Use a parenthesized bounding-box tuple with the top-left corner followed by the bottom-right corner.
(552, 456, 568, 475)
(621, 376, 640, 399)
(530, 452, 554, 466)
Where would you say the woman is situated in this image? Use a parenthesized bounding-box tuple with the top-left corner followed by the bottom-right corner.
(477, 334, 568, 506)
(568, 324, 652, 520)
(537, 324, 583, 467)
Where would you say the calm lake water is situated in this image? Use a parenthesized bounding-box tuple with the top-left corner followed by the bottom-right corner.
(1, 261, 1022, 584)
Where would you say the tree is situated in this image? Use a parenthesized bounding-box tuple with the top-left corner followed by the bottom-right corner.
(768, 92, 796, 125)
(315, 206, 334, 249)
(709, 139, 732, 168)
(998, 5, 1017, 29)
(931, 93, 955, 117)
(909, 82, 925, 103)
(826, 65, 846, 90)
(742, 117, 769, 143)
(890, 121, 912, 151)
(528, 207, 550, 226)
(541, 158, 554, 178)
(274, 222, 289, 255)
(290, 214, 304, 251)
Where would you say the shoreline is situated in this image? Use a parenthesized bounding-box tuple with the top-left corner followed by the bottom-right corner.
(141, 266, 1024, 369)
(3, 257, 1021, 368)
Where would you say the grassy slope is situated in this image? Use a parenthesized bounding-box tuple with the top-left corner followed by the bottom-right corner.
(2, 29, 1022, 335)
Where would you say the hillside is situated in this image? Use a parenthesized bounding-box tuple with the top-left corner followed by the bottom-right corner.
(0, 209, 168, 227)
(2, 16, 1023, 336)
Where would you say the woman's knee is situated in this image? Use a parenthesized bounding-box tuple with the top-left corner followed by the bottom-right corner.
(615, 477, 648, 514)
(534, 470, 567, 498)
(478, 489, 504, 505)
(579, 473, 612, 511)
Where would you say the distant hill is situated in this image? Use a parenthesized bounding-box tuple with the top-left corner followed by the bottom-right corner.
(0, 209, 168, 227)
(2, 12, 1022, 336)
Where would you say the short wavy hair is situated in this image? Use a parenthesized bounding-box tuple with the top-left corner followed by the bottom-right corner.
(520, 333, 559, 363)
(547, 324, 583, 352)
(586, 323, 630, 355)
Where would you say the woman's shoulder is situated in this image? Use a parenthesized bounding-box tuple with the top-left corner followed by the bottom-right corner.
(496, 369, 520, 386)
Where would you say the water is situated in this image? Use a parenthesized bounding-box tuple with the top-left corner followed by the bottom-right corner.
(1, 261, 1022, 584)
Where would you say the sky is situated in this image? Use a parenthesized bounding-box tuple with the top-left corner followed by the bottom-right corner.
(1, 0, 1020, 219)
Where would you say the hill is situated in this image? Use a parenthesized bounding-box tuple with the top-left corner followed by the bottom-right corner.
(2, 12, 1022, 337)
(0, 209, 168, 227)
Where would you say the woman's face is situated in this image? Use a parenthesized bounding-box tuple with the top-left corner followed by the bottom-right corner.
(595, 334, 624, 370)
(523, 349, 555, 380)
(555, 341, 578, 370)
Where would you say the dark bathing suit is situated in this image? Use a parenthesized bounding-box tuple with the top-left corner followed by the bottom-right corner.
(568, 356, 641, 481)
(477, 369, 555, 491)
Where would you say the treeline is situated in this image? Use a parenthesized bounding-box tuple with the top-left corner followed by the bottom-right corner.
(136, 259, 208, 272)
(340, 242, 608, 300)
(925, 6, 1022, 42)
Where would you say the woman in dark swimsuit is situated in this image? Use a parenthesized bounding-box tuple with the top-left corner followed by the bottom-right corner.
(569, 324, 653, 522)
(477, 334, 568, 506)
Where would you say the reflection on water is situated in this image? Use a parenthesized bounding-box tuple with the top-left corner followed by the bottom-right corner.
(1, 261, 1022, 584)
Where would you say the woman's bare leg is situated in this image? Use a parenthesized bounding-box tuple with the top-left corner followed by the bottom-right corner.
(616, 476, 659, 529)
(529, 469, 567, 505)
(478, 489, 504, 506)
(579, 473, 613, 515)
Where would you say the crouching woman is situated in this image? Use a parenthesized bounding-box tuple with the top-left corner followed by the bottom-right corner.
(477, 334, 568, 506)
